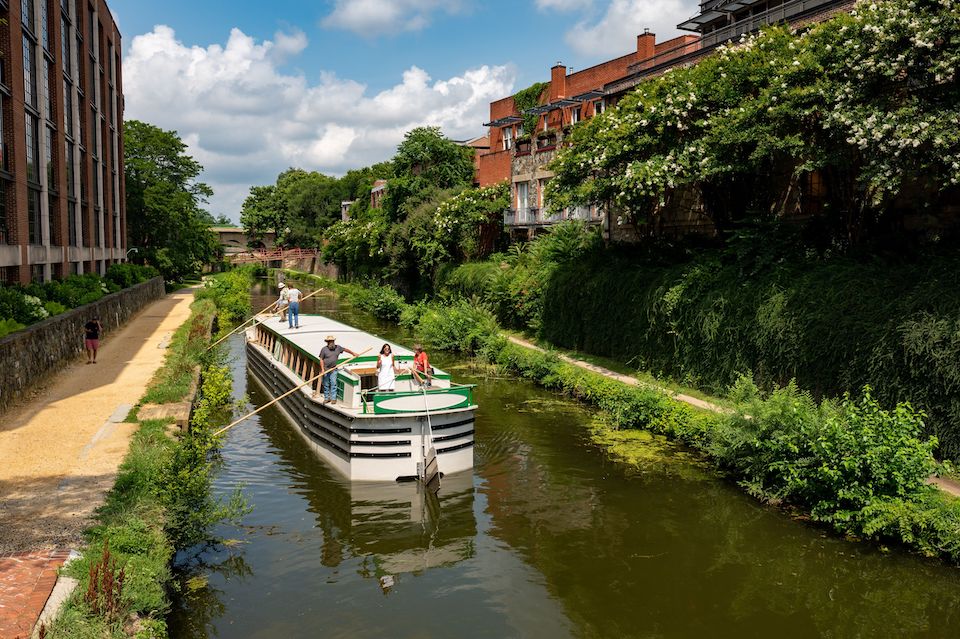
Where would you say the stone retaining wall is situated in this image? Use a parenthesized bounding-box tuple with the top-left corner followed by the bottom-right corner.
(0, 277, 166, 412)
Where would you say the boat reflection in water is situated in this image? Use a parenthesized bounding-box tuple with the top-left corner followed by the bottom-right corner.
(345, 473, 476, 592)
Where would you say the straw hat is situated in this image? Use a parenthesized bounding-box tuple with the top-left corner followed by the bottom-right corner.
(325, 335, 336, 342)
(278, 282, 286, 288)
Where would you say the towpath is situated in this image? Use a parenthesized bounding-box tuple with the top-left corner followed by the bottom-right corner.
(505, 335, 960, 500)
(0, 288, 195, 638)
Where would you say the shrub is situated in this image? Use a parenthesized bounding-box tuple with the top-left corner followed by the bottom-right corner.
(345, 283, 409, 322)
(194, 269, 254, 325)
(0, 318, 26, 338)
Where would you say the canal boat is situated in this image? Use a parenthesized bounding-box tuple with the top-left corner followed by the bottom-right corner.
(245, 314, 476, 482)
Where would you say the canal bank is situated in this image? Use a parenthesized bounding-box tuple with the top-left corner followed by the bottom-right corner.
(167, 281, 960, 638)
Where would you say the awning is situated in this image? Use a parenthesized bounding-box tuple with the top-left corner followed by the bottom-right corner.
(677, 10, 725, 31)
(570, 90, 605, 102)
(483, 115, 523, 127)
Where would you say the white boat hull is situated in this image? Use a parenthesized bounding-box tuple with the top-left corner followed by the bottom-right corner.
(246, 341, 475, 481)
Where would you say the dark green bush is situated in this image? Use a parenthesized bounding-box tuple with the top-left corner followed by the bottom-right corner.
(539, 251, 960, 459)
(345, 283, 409, 322)
(105, 263, 160, 289)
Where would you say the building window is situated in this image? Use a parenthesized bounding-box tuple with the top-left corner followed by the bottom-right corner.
(0, 180, 7, 244)
(27, 188, 41, 244)
(22, 0, 35, 30)
(46, 126, 56, 187)
(65, 140, 75, 197)
(572, 107, 581, 124)
(93, 206, 101, 247)
(594, 100, 604, 115)
(44, 61, 54, 120)
(68, 200, 77, 245)
(538, 178, 550, 208)
(0, 95, 6, 172)
(64, 80, 74, 136)
(516, 181, 529, 215)
(61, 17, 72, 75)
(32, 264, 45, 282)
(23, 35, 37, 108)
(48, 191, 58, 246)
(25, 114, 39, 183)
(40, 0, 49, 51)
(502, 126, 513, 151)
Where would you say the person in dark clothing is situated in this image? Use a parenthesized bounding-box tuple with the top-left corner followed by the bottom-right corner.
(83, 317, 103, 364)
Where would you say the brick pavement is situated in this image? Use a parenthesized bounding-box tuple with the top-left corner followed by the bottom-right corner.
(0, 550, 69, 639)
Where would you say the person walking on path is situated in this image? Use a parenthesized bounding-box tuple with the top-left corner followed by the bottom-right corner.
(286, 284, 302, 329)
(276, 282, 289, 324)
(316, 335, 357, 404)
(377, 343, 398, 392)
(83, 317, 103, 364)
(411, 343, 432, 387)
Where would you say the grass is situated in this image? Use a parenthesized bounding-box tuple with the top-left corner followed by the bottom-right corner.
(45, 418, 176, 638)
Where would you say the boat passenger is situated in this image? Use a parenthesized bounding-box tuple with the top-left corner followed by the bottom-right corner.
(411, 344, 432, 387)
(286, 285, 302, 329)
(276, 282, 289, 323)
(317, 335, 358, 405)
(377, 344, 398, 392)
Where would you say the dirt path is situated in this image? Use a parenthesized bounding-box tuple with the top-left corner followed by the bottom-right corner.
(0, 289, 196, 554)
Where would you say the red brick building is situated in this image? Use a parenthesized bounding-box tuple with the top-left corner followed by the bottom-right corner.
(478, 31, 698, 237)
(0, 0, 126, 284)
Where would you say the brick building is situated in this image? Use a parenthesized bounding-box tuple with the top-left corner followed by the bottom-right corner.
(370, 179, 387, 210)
(480, 0, 854, 240)
(478, 31, 699, 239)
(0, 0, 125, 284)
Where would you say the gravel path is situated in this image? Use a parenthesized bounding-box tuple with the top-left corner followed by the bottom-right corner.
(0, 289, 195, 554)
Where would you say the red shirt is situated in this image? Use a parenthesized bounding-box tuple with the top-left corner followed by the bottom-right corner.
(414, 351, 429, 372)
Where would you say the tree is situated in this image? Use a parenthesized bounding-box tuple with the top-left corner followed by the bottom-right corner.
(125, 120, 219, 281)
(385, 127, 475, 220)
(240, 185, 280, 241)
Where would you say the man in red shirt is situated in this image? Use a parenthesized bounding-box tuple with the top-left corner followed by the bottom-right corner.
(412, 344, 432, 387)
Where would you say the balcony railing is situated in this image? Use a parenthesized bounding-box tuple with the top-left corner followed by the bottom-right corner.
(504, 207, 602, 227)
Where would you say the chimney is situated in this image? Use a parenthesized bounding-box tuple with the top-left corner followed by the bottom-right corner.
(637, 29, 655, 60)
(550, 62, 567, 102)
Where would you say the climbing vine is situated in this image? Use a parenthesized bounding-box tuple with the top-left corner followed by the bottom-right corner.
(514, 81, 550, 138)
(547, 0, 960, 238)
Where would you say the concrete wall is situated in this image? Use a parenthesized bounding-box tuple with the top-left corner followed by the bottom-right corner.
(0, 276, 165, 412)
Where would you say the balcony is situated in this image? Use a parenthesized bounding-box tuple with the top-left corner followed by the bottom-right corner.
(514, 139, 532, 156)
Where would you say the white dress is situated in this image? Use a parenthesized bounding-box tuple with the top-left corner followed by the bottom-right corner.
(378, 354, 396, 391)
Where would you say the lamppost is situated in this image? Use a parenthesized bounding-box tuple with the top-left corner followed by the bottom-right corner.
(126, 247, 139, 261)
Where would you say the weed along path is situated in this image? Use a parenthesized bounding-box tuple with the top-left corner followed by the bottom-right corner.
(0, 288, 195, 556)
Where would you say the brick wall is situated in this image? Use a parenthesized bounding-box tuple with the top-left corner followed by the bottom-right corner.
(0, 276, 164, 411)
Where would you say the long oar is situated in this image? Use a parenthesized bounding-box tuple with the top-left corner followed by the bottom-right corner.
(206, 288, 324, 352)
(213, 347, 371, 436)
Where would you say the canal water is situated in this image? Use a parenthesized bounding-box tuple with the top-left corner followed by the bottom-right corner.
(168, 281, 960, 638)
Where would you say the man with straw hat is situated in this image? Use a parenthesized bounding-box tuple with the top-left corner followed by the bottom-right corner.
(317, 335, 358, 404)
(276, 282, 289, 324)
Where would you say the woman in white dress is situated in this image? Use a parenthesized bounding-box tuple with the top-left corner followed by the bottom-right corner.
(376, 343, 398, 392)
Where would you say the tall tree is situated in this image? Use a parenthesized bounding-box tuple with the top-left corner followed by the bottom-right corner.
(125, 120, 219, 280)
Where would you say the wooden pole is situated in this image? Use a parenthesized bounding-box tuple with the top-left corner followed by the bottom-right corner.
(213, 347, 371, 436)
(205, 287, 325, 352)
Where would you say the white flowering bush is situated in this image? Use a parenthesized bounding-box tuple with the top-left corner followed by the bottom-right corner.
(548, 0, 960, 236)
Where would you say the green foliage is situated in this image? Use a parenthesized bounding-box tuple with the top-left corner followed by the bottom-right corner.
(159, 365, 248, 551)
(513, 81, 549, 137)
(104, 263, 160, 289)
(536, 248, 960, 458)
(0, 317, 25, 338)
(125, 120, 220, 282)
(0, 267, 159, 337)
(440, 261, 502, 298)
(548, 1, 960, 239)
(344, 283, 409, 322)
(194, 268, 255, 325)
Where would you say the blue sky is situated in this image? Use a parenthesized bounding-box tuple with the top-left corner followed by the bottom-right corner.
(108, 0, 699, 220)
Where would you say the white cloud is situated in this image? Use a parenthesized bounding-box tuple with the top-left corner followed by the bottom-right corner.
(123, 26, 513, 221)
(323, 0, 464, 37)
(535, 0, 589, 11)
(565, 0, 700, 57)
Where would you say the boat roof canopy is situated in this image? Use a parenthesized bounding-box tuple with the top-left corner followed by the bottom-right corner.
(258, 314, 416, 358)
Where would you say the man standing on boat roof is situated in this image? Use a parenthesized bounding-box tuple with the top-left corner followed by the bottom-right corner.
(276, 282, 289, 324)
(317, 335, 358, 405)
